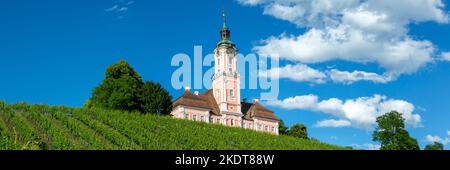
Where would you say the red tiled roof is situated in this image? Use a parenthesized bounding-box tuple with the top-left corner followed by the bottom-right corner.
(242, 101, 279, 121)
(199, 89, 221, 115)
(173, 89, 279, 121)
(172, 90, 212, 110)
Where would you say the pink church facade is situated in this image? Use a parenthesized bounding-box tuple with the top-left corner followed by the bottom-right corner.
(170, 12, 279, 135)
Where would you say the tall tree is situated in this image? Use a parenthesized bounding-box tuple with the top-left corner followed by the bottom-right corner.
(278, 120, 289, 135)
(90, 60, 145, 112)
(288, 124, 308, 139)
(424, 142, 444, 150)
(372, 111, 420, 150)
(141, 81, 173, 115)
(0, 100, 5, 109)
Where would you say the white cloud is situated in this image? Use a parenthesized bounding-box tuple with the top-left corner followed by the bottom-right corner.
(315, 119, 351, 128)
(259, 64, 326, 83)
(425, 134, 450, 145)
(105, 1, 134, 13)
(328, 69, 394, 84)
(259, 64, 397, 84)
(238, 0, 448, 81)
(237, 0, 266, 6)
(447, 130, 450, 136)
(254, 27, 435, 76)
(266, 94, 422, 129)
(351, 143, 381, 150)
(365, 143, 381, 150)
(441, 52, 450, 61)
(265, 94, 319, 110)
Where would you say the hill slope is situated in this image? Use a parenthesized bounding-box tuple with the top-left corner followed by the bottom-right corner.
(0, 102, 347, 150)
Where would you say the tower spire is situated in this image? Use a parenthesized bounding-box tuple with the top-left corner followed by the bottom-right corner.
(222, 8, 227, 29)
(217, 8, 234, 47)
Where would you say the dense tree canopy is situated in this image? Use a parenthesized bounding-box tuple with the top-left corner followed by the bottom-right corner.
(424, 142, 444, 150)
(142, 81, 173, 115)
(288, 124, 308, 139)
(0, 100, 5, 109)
(278, 120, 289, 135)
(372, 111, 420, 150)
(89, 60, 172, 114)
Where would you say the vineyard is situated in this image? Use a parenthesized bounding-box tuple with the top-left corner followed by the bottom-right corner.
(0, 101, 347, 150)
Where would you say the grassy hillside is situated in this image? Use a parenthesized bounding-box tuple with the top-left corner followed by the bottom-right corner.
(0, 102, 348, 150)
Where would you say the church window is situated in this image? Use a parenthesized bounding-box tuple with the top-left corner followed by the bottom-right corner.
(230, 89, 234, 97)
(193, 115, 197, 121)
(217, 118, 221, 124)
(184, 113, 188, 119)
(200, 115, 204, 122)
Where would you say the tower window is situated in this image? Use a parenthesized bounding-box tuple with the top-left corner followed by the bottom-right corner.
(230, 89, 234, 97)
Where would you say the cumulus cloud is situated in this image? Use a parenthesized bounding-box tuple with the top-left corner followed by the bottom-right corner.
(259, 64, 327, 83)
(447, 130, 450, 136)
(315, 119, 351, 128)
(441, 52, 450, 61)
(265, 94, 422, 129)
(105, 0, 135, 19)
(259, 64, 396, 84)
(238, 0, 449, 82)
(351, 143, 381, 150)
(328, 69, 394, 84)
(425, 134, 450, 145)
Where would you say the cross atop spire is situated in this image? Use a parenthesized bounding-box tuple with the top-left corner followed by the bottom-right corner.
(217, 9, 234, 48)
(222, 8, 227, 29)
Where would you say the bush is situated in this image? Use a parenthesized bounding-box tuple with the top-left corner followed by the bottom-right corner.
(288, 124, 308, 140)
(89, 60, 172, 114)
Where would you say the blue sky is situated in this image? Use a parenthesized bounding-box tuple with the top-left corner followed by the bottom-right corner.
(1, 0, 450, 149)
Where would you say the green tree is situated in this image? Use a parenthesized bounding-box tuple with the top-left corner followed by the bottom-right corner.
(424, 142, 444, 150)
(0, 100, 5, 109)
(90, 60, 145, 112)
(372, 111, 420, 150)
(83, 99, 92, 109)
(288, 124, 308, 139)
(278, 119, 289, 135)
(141, 81, 173, 115)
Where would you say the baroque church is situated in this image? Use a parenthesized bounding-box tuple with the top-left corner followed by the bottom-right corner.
(170, 11, 279, 135)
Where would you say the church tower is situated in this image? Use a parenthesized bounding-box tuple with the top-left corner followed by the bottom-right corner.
(212, 10, 243, 126)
